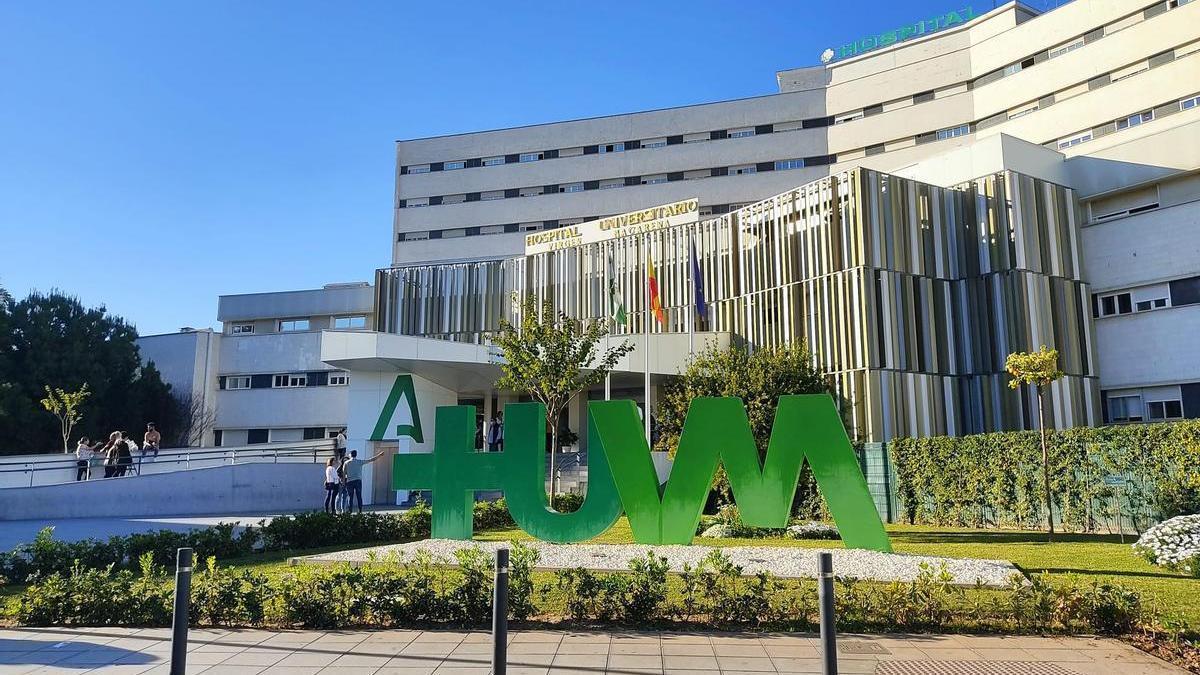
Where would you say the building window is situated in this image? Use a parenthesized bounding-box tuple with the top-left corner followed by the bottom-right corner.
(442, 228, 466, 238)
(303, 427, 327, 440)
(560, 183, 584, 193)
(1148, 400, 1184, 420)
(278, 319, 310, 332)
(599, 179, 623, 190)
(683, 132, 708, 144)
(1008, 105, 1038, 120)
(1002, 62, 1023, 77)
(231, 324, 254, 335)
(481, 191, 504, 201)
(912, 90, 935, 104)
(775, 159, 805, 171)
(1058, 131, 1092, 149)
(728, 127, 755, 138)
(1049, 40, 1084, 58)
(442, 194, 465, 205)
(213, 430, 223, 447)
(1097, 292, 1133, 317)
(403, 231, 430, 241)
(247, 429, 269, 445)
(1116, 110, 1154, 130)
(519, 152, 543, 163)
(328, 371, 349, 386)
(406, 197, 429, 208)
(730, 165, 757, 176)
(407, 165, 430, 174)
(273, 374, 308, 388)
(1136, 297, 1169, 311)
(1183, 96, 1200, 110)
(333, 315, 367, 329)
(642, 138, 667, 148)
(226, 376, 251, 390)
(444, 160, 466, 170)
(936, 124, 970, 140)
(599, 142, 624, 153)
(518, 223, 542, 232)
(482, 156, 504, 166)
(1108, 395, 1143, 423)
(641, 174, 668, 185)
(519, 187, 544, 197)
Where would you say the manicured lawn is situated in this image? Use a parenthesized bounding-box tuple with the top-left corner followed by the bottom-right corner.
(478, 519, 1200, 625)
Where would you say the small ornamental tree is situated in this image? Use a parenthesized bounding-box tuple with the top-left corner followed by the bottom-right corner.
(1006, 345, 1065, 541)
(40, 384, 91, 453)
(492, 295, 634, 508)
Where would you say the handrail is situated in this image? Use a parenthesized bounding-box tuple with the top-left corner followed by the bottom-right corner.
(0, 442, 338, 488)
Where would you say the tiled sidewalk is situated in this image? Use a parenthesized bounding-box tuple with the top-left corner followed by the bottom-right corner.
(0, 627, 1186, 675)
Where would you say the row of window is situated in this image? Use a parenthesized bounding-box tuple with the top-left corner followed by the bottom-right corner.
(397, 0, 1186, 180)
(228, 315, 369, 335)
(1108, 395, 1185, 423)
(213, 427, 340, 447)
(399, 156, 833, 209)
(1056, 94, 1199, 151)
(1092, 274, 1200, 318)
(220, 371, 350, 390)
(396, 200, 761, 242)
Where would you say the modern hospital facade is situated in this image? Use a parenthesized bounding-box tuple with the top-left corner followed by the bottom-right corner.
(141, 0, 1200, 504)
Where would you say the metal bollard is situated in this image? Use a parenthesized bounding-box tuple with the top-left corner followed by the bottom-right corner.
(818, 552, 838, 675)
(492, 547, 509, 675)
(170, 548, 194, 675)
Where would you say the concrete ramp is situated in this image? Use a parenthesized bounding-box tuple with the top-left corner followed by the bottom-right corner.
(0, 463, 324, 521)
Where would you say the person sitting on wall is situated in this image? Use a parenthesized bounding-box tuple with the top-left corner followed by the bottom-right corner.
(143, 423, 161, 462)
(340, 449, 385, 514)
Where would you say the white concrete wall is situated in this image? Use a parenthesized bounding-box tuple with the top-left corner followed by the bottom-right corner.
(0, 463, 323, 520)
(1094, 304, 1200, 389)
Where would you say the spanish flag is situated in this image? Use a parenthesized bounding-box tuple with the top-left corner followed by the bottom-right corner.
(647, 256, 665, 325)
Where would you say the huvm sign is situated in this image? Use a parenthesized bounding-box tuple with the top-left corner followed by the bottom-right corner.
(822, 6, 976, 63)
(392, 395, 892, 552)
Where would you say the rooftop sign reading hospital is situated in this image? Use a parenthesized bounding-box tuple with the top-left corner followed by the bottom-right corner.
(524, 198, 699, 255)
(821, 6, 976, 63)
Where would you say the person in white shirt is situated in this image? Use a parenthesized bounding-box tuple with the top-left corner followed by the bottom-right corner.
(75, 438, 95, 481)
(334, 429, 348, 463)
(323, 458, 340, 513)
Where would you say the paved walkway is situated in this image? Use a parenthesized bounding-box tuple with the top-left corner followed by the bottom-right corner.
(0, 627, 1186, 674)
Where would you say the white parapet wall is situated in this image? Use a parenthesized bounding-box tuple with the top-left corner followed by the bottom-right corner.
(0, 462, 325, 520)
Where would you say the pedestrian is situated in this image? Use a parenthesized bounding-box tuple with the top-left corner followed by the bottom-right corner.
(143, 423, 161, 464)
(486, 413, 503, 452)
(336, 456, 350, 513)
(121, 431, 140, 475)
(340, 449, 385, 514)
(334, 428, 347, 464)
(323, 458, 340, 514)
(115, 432, 133, 477)
(74, 437, 94, 481)
(101, 431, 120, 478)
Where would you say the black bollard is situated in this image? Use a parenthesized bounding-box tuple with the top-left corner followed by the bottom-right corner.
(170, 548, 193, 675)
(492, 547, 509, 675)
(818, 552, 838, 675)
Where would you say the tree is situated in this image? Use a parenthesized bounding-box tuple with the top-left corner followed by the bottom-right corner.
(492, 295, 635, 508)
(0, 290, 179, 455)
(1006, 345, 1066, 541)
(172, 393, 217, 447)
(655, 342, 832, 512)
(40, 385, 91, 453)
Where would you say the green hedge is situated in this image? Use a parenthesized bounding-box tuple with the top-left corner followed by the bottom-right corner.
(8, 546, 1145, 636)
(891, 420, 1200, 529)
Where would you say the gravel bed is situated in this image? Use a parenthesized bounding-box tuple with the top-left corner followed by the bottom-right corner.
(298, 539, 1021, 587)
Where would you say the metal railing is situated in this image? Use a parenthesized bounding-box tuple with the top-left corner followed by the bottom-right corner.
(0, 442, 336, 489)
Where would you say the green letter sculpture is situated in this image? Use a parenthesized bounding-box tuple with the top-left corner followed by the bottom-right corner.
(392, 394, 890, 552)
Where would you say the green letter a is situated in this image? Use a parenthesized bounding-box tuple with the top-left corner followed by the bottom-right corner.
(589, 395, 891, 552)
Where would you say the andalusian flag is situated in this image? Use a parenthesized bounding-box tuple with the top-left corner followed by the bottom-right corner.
(607, 256, 627, 326)
(647, 256, 665, 325)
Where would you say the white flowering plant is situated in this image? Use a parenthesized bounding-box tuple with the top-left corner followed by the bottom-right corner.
(786, 522, 841, 540)
(1132, 514, 1200, 577)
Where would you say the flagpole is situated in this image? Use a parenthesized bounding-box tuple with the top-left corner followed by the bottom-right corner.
(604, 247, 612, 402)
(688, 229, 695, 356)
(643, 234, 651, 444)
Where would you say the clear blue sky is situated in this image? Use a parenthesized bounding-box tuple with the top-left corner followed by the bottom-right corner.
(0, 0, 1062, 335)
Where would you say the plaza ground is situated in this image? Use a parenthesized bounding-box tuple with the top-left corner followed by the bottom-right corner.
(0, 626, 1188, 674)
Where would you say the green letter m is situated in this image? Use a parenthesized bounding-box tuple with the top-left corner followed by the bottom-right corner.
(590, 395, 891, 552)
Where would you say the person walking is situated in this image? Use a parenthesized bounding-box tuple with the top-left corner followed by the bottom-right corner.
(323, 458, 340, 514)
(485, 413, 503, 452)
(340, 449, 385, 514)
(74, 437, 95, 481)
(121, 431, 140, 475)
